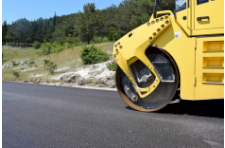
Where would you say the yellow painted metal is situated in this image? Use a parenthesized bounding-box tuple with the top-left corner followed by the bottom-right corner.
(113, 12, 195, 100)
(153, 12, 196, 100)
(113, 15, 172, 98)
(203, 57, 224, 69)
(203, 41, 224, 52)
(175, 0, 224, 36)
(195, 37, 224, 100)
(192, 0, 224, 35)
(114, 0, 224, 102)
(194, 0, 223, 30)
(175, 6, 191, 36)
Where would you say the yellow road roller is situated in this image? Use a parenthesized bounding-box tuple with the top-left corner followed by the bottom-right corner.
(113, 0, 224, 112)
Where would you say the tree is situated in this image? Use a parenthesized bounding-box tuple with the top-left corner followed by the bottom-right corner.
(66, 34, 75, 47)
(2, 0, 175, 45)
(158, 0, 175, 12)
(6, 18, 32, 45)
(77, 3, 96, 44)
(108, 27, 120, 41)
(53, 12, 57, 27)
(44, 59, 57, 74)
(2, 21, 8, 45)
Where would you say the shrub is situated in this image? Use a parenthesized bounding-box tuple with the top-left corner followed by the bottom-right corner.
(51, 41, 67, 53)
(22, 59, 35, 67)
(40, 42, 52, 55)
(93, 36, 102, 43)
(52, 41, 65, 53)
(56, 38, 64, 45)
(32, 41, 41, 49)
(11, 60, 20, 66)
(22, 60, 28, 65)
(92, 36, 109, 43)
(80, 45, 109, 64)
(64, 42, 70, 49)
(107, 61, 117, 71)
(44, 59, 57, 74)
(28, 59, 35, 67)
(11, 70, 20, 79)
(51, 41, 58, 52)
(102, 37, 109, 43)
(66, 34, 76, 48)
(36, 42, 68, 55)
(29, 59, 35, 65)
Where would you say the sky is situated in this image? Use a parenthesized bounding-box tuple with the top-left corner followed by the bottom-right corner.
(2, 0, 124, 24)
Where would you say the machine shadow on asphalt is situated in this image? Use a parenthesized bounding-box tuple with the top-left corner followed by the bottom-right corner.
(126, 100, 224, 118)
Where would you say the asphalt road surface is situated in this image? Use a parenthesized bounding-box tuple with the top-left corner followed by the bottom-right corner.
(3, 82, 224, 148)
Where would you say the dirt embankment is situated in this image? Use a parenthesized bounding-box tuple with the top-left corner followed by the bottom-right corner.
(26, 73, 116, 88)
(2, 43, 116, 89)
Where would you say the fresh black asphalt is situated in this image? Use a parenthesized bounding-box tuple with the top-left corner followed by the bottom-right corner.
(2, 82, 224, 148)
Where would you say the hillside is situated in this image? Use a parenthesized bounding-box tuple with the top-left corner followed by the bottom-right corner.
(2, 42, 116, 88)
(2, 0, 174, 46)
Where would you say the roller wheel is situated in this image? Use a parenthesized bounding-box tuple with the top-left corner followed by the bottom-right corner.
(116, 48, 179, 112)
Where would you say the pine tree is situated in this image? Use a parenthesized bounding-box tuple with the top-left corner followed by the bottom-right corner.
(2, 20, 8, 45)
(53, 12, 57, 27)
(77, 3, 96, 44)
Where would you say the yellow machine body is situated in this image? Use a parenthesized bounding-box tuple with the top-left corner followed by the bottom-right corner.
(113, 0, 224, 102)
